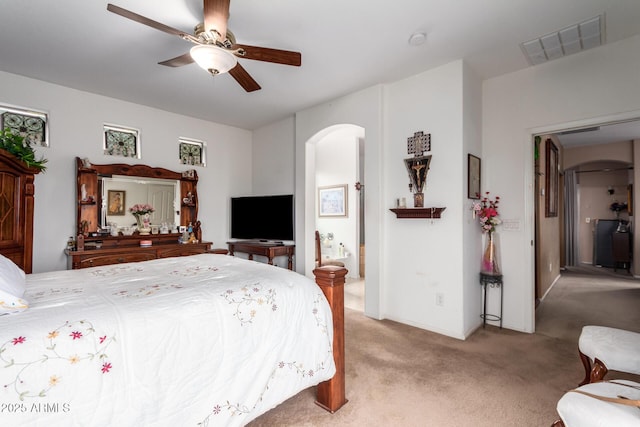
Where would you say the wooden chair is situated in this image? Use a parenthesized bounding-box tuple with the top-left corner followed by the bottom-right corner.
(315, 231, 345, 268)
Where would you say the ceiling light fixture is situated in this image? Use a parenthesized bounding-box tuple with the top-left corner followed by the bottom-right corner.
(190, 44, 238, 75)
(408, 31, 427, 46)
(520, 15, 604, 66)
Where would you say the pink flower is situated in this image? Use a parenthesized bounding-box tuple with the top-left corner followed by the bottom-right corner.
(101, 362, 112, 373)
(99, 335, 107, 344)
(70, 331, 83, 340)
(475, 192, 501, 233)
(129, 203, 155, 215)
(12, 336, 26, 345)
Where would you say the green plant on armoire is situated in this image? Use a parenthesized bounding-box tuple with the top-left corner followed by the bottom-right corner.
(0, 128, 47, 172)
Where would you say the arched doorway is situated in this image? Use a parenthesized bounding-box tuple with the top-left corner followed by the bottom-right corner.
(304, 124, 365, 310)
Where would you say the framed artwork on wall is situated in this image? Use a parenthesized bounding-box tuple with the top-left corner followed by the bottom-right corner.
(0, 104, 49, 147)
(103, 124, 140, 158)
(107, 190, 126, 216)
(545, 138, 559, 217)
(467, 154, 481, 199)
(318, 185, 348, 217)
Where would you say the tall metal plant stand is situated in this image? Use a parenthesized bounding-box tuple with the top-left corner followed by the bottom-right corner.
(479, 273, 503, 328)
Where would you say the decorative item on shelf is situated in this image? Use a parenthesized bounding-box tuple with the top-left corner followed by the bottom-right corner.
(139, 240, 152, 248)
(472, 192, 501, 275)
(182, 191, 195, 205)
(179, 228, 190, 244)
(121, 226, 135, 236)
(76, 234, 85, 251)
(404, 131, 432, 208)
(129, 203, 154, 235)
(79, 220, 90, 237)
(181, 169, 196, 179)
(610, 201, 628, 219)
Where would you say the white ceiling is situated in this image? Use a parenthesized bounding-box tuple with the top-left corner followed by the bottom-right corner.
(2, 0, 640, 130)
(556, 120, 640, 148)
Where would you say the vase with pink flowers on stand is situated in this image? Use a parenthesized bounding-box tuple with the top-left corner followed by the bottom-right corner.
(472, 192, 501, 275)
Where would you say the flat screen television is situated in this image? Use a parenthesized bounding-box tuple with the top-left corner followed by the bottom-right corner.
(230, 194, 295, 241)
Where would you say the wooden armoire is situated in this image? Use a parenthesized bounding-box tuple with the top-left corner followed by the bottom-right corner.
(0, 149, 40, 273)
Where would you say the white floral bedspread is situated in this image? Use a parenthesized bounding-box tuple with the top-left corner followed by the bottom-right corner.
(0, 254, 335, 426)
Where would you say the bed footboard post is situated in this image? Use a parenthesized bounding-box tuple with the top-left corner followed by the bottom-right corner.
(313, 265, 348, 413)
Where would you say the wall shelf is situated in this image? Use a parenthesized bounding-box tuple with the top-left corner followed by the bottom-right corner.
(389, 207, 446, 219)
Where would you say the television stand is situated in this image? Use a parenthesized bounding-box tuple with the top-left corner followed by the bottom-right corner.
(227, 240, 295, 270)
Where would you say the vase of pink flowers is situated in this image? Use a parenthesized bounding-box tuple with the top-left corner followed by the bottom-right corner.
(472, 192, 501, 275)
(129, 204, 154, 235)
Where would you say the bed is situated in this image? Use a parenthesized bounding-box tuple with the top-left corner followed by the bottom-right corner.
(0, 253, 347, 426)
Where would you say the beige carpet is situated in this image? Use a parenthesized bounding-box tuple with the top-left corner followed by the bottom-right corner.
(249, 270, 640, 426)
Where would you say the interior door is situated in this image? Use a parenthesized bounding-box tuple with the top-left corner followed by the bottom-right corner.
(148, 184, 175, 225)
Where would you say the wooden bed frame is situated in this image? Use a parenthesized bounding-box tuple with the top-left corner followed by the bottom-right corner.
(313, 265, 348, 412)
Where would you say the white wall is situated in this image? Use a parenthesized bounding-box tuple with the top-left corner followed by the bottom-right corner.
(384, 61, 467, 338)
(251, 116, 295, 195)
(0, 71, 253, 273)
(461, 62, 484, 333)
(483, 34, 640, 332)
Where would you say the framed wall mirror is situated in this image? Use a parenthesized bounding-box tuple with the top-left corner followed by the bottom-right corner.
(75, 158, 199, 239)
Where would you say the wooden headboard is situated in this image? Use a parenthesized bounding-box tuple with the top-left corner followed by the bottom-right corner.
(0, 149, 40, 273)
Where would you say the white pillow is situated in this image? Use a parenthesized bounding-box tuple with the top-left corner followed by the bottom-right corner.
(0, 288, 28, 314)
(0, 254, 26, 298)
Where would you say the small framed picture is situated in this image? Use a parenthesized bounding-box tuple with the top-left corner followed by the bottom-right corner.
(468, 154, 481, 199)
(107, 190, 126, 215)
(318, 185, 348, 217)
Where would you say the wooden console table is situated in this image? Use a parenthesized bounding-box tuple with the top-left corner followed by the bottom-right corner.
(227, 241, 295, 270)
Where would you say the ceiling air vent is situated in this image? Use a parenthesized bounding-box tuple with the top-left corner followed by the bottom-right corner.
(521, 15, 604, 66)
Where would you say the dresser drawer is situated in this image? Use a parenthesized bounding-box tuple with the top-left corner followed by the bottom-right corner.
(76, 252, 157, 268)
(66, 242, 213, 269)
(157, 244, 210, 258)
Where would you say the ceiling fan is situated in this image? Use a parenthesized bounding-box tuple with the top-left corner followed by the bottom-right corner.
(106, 0, 301, 92)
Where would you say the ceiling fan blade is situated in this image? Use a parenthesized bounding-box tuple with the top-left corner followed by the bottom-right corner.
(107, 3, 197, 42)
(229, 63, 261, 92)
(204, 0, 230, 41)
(158, 52, 194, 67)
(233, 44, 301, 66)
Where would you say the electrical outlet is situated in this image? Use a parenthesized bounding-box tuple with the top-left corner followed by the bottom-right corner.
(436, 293, 444, 307)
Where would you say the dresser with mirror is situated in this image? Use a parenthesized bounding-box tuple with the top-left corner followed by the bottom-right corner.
(66, 157, 211, 269)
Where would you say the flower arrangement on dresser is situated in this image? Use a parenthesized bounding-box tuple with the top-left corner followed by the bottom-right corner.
(129, 204, 154, 235)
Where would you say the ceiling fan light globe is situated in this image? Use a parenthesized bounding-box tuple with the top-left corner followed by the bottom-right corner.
(190, 44, 237, 75)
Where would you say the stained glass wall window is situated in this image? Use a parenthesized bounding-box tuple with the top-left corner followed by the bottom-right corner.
(179, 138, 205, 167)
(0, 105, 49, 147)
(103, 124, 140, 158)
